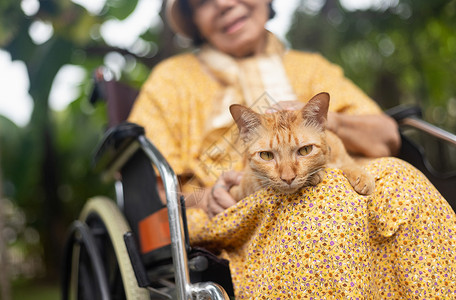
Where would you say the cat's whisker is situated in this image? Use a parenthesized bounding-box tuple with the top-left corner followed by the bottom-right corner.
(257, 181, 273, 190)
(307, 167, 324, 178)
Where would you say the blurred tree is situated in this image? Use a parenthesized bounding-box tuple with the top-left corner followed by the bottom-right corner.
(0, 0, 179, 282)
(288, 0, 456, 132)
(0, 163, 11, 300)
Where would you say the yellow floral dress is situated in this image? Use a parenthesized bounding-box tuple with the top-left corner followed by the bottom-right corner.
(128, 50, 456, 299)
(187, 158, 456, 299)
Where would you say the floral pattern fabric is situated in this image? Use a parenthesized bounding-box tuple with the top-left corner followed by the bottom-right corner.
(187, 158, 456, 299)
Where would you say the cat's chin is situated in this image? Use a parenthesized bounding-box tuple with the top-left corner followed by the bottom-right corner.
(274, 185, 303, 195)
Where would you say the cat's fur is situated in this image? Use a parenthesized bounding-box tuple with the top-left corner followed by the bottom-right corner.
(229, 92, 375, 201)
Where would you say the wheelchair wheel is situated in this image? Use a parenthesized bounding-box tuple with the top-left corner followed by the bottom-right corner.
(70, 197, 149, 300)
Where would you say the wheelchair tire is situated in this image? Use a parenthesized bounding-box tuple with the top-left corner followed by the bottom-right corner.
(74, 196, 150, 300)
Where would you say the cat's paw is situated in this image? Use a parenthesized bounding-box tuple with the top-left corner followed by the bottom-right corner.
(352, 173, 375, 195)
(229, 185, 243, 202)
(344, 167, 375, 195)
(309, 170, 324, 186)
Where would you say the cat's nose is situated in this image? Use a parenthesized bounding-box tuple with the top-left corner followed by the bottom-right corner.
(281, 176, 296, 185)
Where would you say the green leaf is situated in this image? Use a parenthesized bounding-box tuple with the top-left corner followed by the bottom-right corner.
(4, 18, 35, 61)
(105, 0, 139, 20)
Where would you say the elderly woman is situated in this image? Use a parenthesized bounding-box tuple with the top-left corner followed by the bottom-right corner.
(128, 0, 456, 298)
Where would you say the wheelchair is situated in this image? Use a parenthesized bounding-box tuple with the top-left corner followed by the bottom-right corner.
(61, 67, 456, 300)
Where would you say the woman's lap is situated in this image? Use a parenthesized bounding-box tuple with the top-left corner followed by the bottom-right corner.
(187, 157, 456, 299)
(367, 157, 456, 298)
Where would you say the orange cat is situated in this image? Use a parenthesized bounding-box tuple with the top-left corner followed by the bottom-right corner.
(229, 92, 375, 201)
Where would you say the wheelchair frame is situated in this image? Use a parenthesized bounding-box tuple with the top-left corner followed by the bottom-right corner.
(61, 67, 233, 299)
(61, 121, 232, 299)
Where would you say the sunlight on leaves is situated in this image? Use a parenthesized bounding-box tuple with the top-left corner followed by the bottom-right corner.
(28, 20, 53, 45)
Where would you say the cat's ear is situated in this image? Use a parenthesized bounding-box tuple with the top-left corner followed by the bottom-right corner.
(230, 104, 261, 139)
(301, 92, 330, 129)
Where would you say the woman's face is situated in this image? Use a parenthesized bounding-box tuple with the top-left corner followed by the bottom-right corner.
(189, 0, 271, 57)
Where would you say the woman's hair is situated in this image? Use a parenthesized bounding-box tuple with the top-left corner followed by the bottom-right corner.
(177, 0, 276, 46)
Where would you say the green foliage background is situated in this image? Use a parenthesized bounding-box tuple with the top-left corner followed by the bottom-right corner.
(288, 0, 456, 131)
(0, 0, 455, 295)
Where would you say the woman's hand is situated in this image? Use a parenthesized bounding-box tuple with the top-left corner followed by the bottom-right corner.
(327, 112, 400, 157)
(206, 171, 243, 218)
(186, 171, 243, 218)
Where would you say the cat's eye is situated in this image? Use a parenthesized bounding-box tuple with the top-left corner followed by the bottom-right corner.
(259, 151, 274, 161)
(298, 145, 313, 156)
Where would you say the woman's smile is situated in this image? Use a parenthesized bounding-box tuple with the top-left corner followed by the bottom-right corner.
(223, 16, 248, 35)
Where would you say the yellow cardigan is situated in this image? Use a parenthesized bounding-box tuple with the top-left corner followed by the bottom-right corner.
(129, 50, 381, 187)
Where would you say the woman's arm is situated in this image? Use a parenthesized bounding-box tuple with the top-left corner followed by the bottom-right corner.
(327, 112, 401, 157)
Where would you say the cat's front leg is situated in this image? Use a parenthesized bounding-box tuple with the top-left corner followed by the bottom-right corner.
(308, 169, 325, 186)
(229, 185, 244, 202)
(341, 165, 375, 195)
(229, 166, 263, 201)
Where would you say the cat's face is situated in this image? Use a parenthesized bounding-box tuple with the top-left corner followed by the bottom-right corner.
(246, 111, 328, 193)
(230, 93, 330, 194)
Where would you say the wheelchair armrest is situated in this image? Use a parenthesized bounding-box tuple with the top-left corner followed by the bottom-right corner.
(386, 105, 456, 147)
(385, 105, 422, 122)
(92, 122, 145, 177)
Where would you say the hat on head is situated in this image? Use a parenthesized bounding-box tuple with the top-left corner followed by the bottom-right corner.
(165, 0, 197, 38)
